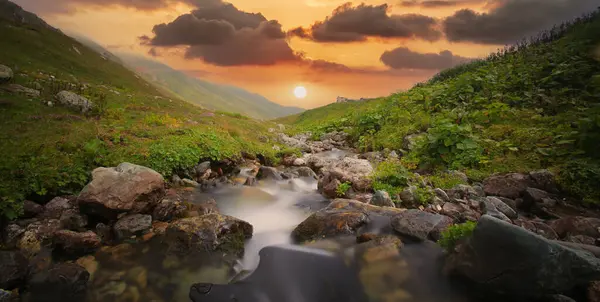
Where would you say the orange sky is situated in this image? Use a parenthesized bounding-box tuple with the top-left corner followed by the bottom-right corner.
(18, 0, 501, 108)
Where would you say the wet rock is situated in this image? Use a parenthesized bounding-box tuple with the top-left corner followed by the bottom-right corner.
(370, 191, 395, 208)
(78, 163, 165, 220)
(53, 230, 101, 255)
(244, 176, 257, 186)
(114, 214, 152, 240)
(549, 216, 600, 239)
(256, 166, 283, 181)
(41, 197, 74, 219)
(0, 65, 13, 83)
(75, 256, 98, 281)
(194, 161, 211, 178)
(59, 209, 88, 231)
(152, 197, 186, 222)
(293, 158, 306, 166)
(293, 199, 403, 242)
(23, 200, 43, 218)
(486, 196, 517, 219)
(434, 188, 450, 202)
(321, 157, 373, 192)
(529, 169, 559, 194)
(479, 198, 512, 223)
(483, 173, 532, 199)
(391, 210, 453, 241)
(321, 177, 342, 199)
(164, 214, 253, 255)
(28, 263, 89, 302)
(0, 251, 27, 290)
(55, 90, 93, 113)
(445, 215, 600, 299)
(95, 223, 112, 243)
(181, 179, 199, 188)
(356, 235, 403, 264)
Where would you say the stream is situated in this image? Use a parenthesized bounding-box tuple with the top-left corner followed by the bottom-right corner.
(87, 152, 477, 302)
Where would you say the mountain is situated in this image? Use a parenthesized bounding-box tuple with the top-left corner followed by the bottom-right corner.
(115, 52, 304, 119)
(280, 9, 600, 204)
(0, 0, 282, 218)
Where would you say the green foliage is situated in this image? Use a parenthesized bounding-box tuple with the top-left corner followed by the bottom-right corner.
(422, 121, 485, 169)
(414, 187, 434, 206)
(336, 182, 352, 197)
(558, 159, 600, 204)
(428, 172, 467, 190)
(371, 160, 411, 197)
(439, 221, 477, 250)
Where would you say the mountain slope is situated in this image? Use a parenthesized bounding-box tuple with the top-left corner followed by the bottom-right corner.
(116, 53, 304, 120)
(0, 0, 283, 218)
(281, 9, 600, 204)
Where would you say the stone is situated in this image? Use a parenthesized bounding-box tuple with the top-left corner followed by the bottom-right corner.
(244, 176, 257, 186)
(566, 235, 597, 246)
(322, 178, 342, 199)
(194, 161, 211, 177)
(399, 186, 417, 205)
(486, 196, 518, 219)
(171, 174, 183, 186)
(529, 169, 560, 194)
(18, 219, 62, 258)
(445, 215, 600, 299)
(448, 170, 469, 183)
(0, 289, 17, 302)
(549, 295, 577, 302)
(0, 65, 13, 83)
(371, 191, 395, 207)
(256, 166, 283, 181)
(164, 214, 253, 255)
(522, 188, 557, 215)
(0, 251, 27, 290)
(448, 184, 482, 200)
(434, 188, 450, 202)
(483, 173, 532, 199)
(23, 200, 43, 218)
(152, 197, 186, 222)
(495, 196, 518, 211)
(78, 163, 165, 220)
(0, 84, 40, 97)
(2, 225, 24, 248)
(550, 216, 600, 239)
(277, 133, 311, 152)
(28, 263, 89, 302)
(514, 219, 559, 240)
(53, 230, 101, 255)
(390, 210, 453, 241)
(322, 157, 374, 192)
(114, 214, 152, 240)
(589, 281, 600, 302)
(479, 198, 512, 223)
(181, 179, 199, 188)
(41, 197, 74, 219)
(293, 199, 403, 242)
(59, 209, 88, 231)
(293, 158, 306, 166)
(55, 90, 93, 113)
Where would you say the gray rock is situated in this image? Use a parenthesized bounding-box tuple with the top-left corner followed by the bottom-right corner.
(114, 214, 152, 240)
(256, 166, 283, 181)
(152, 196, 186, 222)
(495, 196, 518, 211)
(514, 219, 558, 240)
(445, 215, 600, 298)
(434, 188, 450, 202)
(293, 158, 306, 166)
(28, 263, 89, 302)
(55, 91, 93, 113)
(277, 133, 311, 152)
(371, 191, 395, 207)
(449, 184, 482, 200)
(548, 295, 577, 302)
(483, 173, 532, 199)
(522, 187, 556, 213)
(194, 161, 211, 177)
(486, 196, 518, 219)
(0, 251, 27, 290)
(529, 170, 559, 194)
(321, 177, 342, 199)
(479, 199, 512, 223)
(59, 209, 88, 231)
(295, 167, 317, 179)
(1, 84, 40, 97)
(2, 225, 24, 249)
(391, 209, 453, 241)
(320, 157, 374, 192)
(388, 150, 399, 159)
(53, 230, 101, 255)
(42, 197, 75, 219)
(0, 65, 13, 83)
(244, 176, 257, 186)
(448, 170, 469, 183)
(399, 186, 417, 204)
(78, 163, 165, 220)
(171, 174, 183, 186)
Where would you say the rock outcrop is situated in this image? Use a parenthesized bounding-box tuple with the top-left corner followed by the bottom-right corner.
(0, 65, 13, 83)
(55, 91, 94, 113)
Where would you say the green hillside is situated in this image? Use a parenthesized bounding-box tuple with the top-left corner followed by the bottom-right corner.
(0, 1, 283, 218)
(116, 53, 304, 120)
(281, 9, 600, 204)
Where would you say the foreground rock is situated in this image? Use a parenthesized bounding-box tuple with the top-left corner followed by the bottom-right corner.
(445, 215, 600, 299)
(391, 210, 452, 241)
(78, 163, 165, 220)
(28, 263, 89, 302)
(292, 199, 403, 242)
(55, 91, 94, 113)
(0, 251, 28, 290)
(318, 157, 374, 197)
(164, 214, 253, 255)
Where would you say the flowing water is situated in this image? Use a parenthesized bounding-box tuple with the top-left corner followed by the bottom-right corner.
(87, 157, 477, 302)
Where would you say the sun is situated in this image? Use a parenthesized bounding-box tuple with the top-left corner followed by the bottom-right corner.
(294, 86, 307, 99)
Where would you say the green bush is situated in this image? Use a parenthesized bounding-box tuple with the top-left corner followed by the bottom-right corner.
(421, 120, 485, 169)
(558, 159, 600, 204)
(414, 187, 435, 205)
(336, 182, 352, 197)
(439, 221, 477, 250)
(429, 172, 467, 189)
(371, 160, 411, 197)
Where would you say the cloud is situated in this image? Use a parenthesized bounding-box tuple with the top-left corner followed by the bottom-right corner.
(443, 0, 599, 45)
(380, 47, 473, 70)
(398, 0, 488, 8)
(11, 0, 225, 14)
(142, 1, 300, 66)
(288, 3, 442, 42)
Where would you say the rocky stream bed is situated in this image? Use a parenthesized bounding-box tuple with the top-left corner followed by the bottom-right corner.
(2, 131, 600, 302)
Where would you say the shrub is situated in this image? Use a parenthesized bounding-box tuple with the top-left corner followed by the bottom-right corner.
(558, 159, 600, 204)
(371, 160, 411, 197)
(439, 221, 477, 250)
(336, 182, 351, 197)
(414, 187, 435, 205)
(422, 120, 485, 169)
(429, 172, 467, 189)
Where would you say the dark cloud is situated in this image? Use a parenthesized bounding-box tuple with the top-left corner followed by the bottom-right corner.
(288, 3, 442, 42)
(142, 1, 300, 66)
(443, 0, 599, 45)
(399, 0, 488, 8)
(11, 0, 224, 14)
(380, 47, 472, 70)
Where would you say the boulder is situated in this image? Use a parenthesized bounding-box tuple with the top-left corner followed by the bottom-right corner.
(41, 197, 75, 219)
(550, 216, 600, 239)
(78, 163, 165, 220)
(18, 219, 62, 258)
(113, 214, 152, 240)
(371, 191, 395, 207)
(447, 184, 483, 200)
(441, 202, 480, 222)
(23, 200, 43, 218)
(306, 155, 336, 173)
(277, 133, 311, 152)
(390, 210, 453, 241)
(0, 65, 13, 83)
(479, 198, 512, 223)
(0, 251, 28, 290)
(590, 281, 600, 302)
(58, 209, 88, 231)
(181, 179, 199, 188)
(486, 197, 518, 219)
(434, 188, 450, 203)
(3, 224, 25, 248)
(483, 173, 532, 199)
(321, 177, 342, 199)
(55, 91, 93, 113)
(152, 196, 187, 222)
(164, 214, 253, 255)
(445, 215, 600, 299)
(293, 199, 403, 242)
(28, 263, 89, 302)
(194, 161, 211, 178)
(514, 219, 558, 240)
(529, 170, 560, 194)
(399, 186, 417, 205)
(323, 157, 373, 191)
(53, 230, 101, 255)
(293, 158, 306, 166)
(256, 166, 283, 181)
(522, 188, 557, 216)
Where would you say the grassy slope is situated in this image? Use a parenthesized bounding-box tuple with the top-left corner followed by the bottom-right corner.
(117, 53, 304, 120)
(281, 10, 600, 203)
(0, 17, 282, 218)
